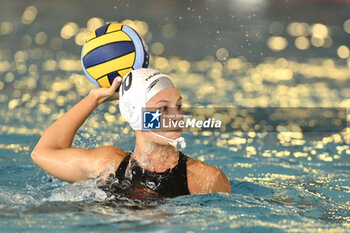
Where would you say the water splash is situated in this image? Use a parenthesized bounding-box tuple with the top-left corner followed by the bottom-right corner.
(44, 179, 108, 202)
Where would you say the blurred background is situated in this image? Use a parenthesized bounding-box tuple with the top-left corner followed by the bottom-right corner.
(0, 0, 349, 137)
(0, 0, 350, 232)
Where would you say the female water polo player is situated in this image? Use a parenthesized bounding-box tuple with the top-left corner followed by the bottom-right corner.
(31, 68, 231, 198)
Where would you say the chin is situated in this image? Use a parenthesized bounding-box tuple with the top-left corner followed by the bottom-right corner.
(162, 130, 182, 140)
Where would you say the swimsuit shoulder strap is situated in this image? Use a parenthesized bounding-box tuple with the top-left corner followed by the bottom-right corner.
(176, 150, 188, 171)
(115, 152, 131, 180)
(156, 150, 189, 197)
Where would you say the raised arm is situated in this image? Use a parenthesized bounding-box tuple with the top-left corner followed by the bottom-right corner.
(31, 78, 125, 182)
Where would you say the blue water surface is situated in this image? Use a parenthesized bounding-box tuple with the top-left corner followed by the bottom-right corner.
(0, 132, 349, 232)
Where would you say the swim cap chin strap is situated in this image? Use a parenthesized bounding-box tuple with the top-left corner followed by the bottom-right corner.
(119, 68, 186, 148)
(149, 131, 186, 149)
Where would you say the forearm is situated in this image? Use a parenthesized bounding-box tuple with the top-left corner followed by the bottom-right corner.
(34, 92, 99, 151)
(31, 78, 121, 182)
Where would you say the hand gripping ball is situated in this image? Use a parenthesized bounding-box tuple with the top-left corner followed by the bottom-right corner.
(81, 23, 149, 91)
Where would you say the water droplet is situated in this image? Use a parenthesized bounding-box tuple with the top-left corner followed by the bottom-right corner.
(216, 48, 229, 61)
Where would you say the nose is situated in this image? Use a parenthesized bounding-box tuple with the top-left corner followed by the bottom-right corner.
(169, 107, 183, 121)
(162, 107, 183, 130)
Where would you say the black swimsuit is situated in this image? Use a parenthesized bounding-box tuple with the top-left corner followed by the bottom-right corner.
(99, 150, 190, 199)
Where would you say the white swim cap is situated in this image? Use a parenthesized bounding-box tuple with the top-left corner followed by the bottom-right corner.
(119, 68, 176, 130)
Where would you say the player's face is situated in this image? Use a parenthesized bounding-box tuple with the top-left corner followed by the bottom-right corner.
(146, 87, 183, 142)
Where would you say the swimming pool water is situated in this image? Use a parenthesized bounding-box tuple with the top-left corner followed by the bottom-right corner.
(1, 0, 350, 232)
(0, 131, 349, 232)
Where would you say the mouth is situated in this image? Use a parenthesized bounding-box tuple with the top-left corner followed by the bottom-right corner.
(165, 128, 182, 132)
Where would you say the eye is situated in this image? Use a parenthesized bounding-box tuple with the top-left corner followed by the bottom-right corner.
(158, 106, 168, 112)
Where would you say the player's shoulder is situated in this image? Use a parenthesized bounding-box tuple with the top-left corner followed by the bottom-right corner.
(186, 156, 231, 194)
(186, 157, 221, 176)
(92, 145, 129, 161)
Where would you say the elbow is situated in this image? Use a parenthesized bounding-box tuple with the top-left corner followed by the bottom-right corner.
(31, 150, 38, 164)
(31, 142, 46, 164)
(31, 147, 41, 165)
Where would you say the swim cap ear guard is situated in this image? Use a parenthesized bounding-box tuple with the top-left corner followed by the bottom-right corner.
(118, 96, 141, 128)
(119, 68, 186, 149)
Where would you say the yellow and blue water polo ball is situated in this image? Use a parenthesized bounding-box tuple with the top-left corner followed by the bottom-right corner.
(81, 23, 149, 90)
